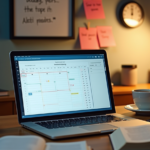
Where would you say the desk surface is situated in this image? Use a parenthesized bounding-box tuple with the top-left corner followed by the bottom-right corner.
(113, 83, 150, 95)
(0, 106, 150, 150)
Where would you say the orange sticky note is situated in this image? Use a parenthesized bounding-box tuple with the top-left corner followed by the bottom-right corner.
(79, 27, 99, 50)
(97, 26, 116, 47)
(83, 0, 105, 19)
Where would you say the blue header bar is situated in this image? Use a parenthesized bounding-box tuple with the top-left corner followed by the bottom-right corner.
(14, 54, 104, 61)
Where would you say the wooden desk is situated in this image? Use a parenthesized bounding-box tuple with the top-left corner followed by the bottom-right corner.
(1, 84, 150, 116)
(0, 106, 150, 150)
(113, 84, 150, 106)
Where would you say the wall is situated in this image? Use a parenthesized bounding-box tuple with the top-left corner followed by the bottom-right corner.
(1, 0, 150, 90)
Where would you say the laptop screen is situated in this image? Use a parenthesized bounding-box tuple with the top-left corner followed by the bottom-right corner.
(14, 54, 112, 119)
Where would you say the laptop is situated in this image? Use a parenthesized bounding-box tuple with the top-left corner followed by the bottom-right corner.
(10, 50, 149, 139)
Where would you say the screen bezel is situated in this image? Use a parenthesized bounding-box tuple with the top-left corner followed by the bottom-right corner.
(10, 50, 115, 123)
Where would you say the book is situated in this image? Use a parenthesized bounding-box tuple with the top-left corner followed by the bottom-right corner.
(0, 135, 91, 150)
(0, 89, 9, 96)
(109, 124, 150, 150)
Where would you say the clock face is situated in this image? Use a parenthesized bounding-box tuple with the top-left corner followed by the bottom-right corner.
(121, 2, 144, 28)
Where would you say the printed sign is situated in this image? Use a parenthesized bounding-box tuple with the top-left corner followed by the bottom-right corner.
(12, 0, 74, 38)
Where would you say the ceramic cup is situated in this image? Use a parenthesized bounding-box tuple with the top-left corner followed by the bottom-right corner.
(132, 89, 150, 110)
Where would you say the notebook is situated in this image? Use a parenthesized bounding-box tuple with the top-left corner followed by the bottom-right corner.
(0, 89, 9, 96)
(9, 50, 149, 139)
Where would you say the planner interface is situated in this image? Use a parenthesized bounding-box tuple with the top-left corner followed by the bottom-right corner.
(14, 54, 112, 118)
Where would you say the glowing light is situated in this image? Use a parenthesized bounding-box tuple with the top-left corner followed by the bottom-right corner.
(124, 19, 139, 27)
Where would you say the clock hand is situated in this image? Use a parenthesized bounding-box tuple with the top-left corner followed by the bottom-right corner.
(131, 9, 133, 15)
(131, 6, 133, 18)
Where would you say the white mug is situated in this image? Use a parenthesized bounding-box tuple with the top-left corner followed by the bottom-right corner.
(132, 89, 150, 110)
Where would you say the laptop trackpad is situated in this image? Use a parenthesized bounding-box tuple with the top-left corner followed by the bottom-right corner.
(79, 124, 117, 132)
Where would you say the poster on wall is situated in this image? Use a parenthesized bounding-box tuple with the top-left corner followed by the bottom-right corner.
(10, 0, 75, 39)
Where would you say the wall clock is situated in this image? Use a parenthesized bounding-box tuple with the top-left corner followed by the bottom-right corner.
(120, 1, 144, 28)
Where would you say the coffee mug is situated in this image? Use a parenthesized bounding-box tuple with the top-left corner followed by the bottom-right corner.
(132, 89, 150, 110)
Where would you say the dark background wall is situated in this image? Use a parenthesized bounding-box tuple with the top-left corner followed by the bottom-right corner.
(1, 0, 150, 90)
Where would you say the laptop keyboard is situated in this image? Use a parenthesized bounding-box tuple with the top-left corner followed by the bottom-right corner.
(35, 115, 126, 129)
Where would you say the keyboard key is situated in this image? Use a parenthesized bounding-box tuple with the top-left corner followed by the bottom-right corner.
(47, 121, 53, 129)
(53, 121, 59, 128)
(96, 116, 103, 123)
(75, 118, 81, 126)
(91, 117, 97, 124)
(41, 122, 51, 129)
(69, 119, 76, 126)
(64, 120, 71, 127)
(80, 118, 86, 125)
(58, 120, 64, 128)
(101, 116, 108, 123)
(41, 122, 47, 126)
(86, 117, 92, 124)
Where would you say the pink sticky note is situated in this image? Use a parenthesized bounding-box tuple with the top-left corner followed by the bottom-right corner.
(97, 26, 116, 47)
(83, 0, 105, 19)
(79, 27, 99, 50)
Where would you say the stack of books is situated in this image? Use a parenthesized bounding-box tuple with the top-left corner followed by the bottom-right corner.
(110, 124, 150, 150)
(0, 89, 9, 96)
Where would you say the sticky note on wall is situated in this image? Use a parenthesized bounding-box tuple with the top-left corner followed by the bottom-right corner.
(83, 0, 105, 19)
(79, 27, 99, 50)
(97, 26, 116, 47)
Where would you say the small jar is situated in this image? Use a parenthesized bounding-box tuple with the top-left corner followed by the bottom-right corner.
(121, 65, 137, 86)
